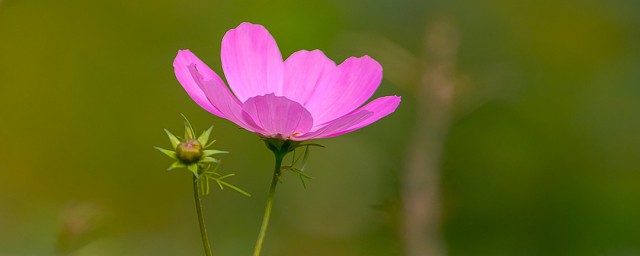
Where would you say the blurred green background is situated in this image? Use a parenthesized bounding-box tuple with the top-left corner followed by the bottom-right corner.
(1, 0, 639, 255)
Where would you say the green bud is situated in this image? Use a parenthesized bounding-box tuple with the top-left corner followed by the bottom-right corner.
(176, 139, 203, 164)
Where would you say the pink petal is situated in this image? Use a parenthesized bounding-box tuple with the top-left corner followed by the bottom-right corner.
(185, 63, 262, 133)
(304, 55, 383, 128)
(221, 22, 284, 102)
(241, 94, 313, 139)
(294, 111, 372, 141)
(282, 49, 336, 105)
(296, 96, 400, 140)
(173, 50, 225, 117)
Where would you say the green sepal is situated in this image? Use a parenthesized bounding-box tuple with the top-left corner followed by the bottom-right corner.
(205, 139, 216, 148)
(204, 149, 228, 156)
(187, 164, 199, 177)
(164, 129, 181, 149)
(201, 157, 220, 163)
(155, 147, 177, 159)
(197, 126, 214, 146)
(181, 114, 196, 140)
(168, 161, 185, 170)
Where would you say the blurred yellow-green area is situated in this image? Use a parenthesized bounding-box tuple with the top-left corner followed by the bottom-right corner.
(1, 0, 639, 255)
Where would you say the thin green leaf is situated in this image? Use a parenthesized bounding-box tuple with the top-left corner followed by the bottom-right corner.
(299, 174, 307, 188)
(214, 179, 225, 190)
(197, 126, 213, 146)
(290, 149, 297, 166)
(286, 166, 313, 188)
(218, 173, 235, 179)
(287, 167, 313, 179)
(155, 147, 177, 159)
(217, 180, 251, 197)
(300, 145, 311, 172)
(296, 143, 325, 149)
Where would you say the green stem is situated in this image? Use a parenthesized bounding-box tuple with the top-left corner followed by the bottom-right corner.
(253, 151, 285, 256)
(193, 175, 213, 256)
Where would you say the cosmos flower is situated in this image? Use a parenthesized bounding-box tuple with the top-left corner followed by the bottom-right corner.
(173, 22, 400, 141)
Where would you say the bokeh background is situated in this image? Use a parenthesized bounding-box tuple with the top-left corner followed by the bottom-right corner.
(1, 0, 639, 255)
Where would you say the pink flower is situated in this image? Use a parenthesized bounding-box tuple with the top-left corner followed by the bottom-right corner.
(173, 22, 401, 141)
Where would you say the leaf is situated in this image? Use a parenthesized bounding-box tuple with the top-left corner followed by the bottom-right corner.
(286, 166, 313, 189)
(300, 145, 311, 172)
(296, 143, 325, 149)
(218, 173, 235, 179)
(290, 149, 297, 166)
(164, 129, 181, 149)
(217, 180, 251, 197)
(155, 147, 177, 159)
(197, 126, 214, 146)
(214, 179, 225, 190)
(299, 174, 307, 188)
(287, 167, 313, 179)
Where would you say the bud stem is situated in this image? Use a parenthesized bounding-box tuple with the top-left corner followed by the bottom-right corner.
(252, 150, 285, 256)
(193, 174, 213, 256)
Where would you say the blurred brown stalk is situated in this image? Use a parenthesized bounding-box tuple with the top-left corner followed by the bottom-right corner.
(338, 18, 460, 256)
(402, 19, 458, 256)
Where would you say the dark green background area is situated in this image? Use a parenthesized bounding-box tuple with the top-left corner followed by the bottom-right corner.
(1, 0, 638, 255)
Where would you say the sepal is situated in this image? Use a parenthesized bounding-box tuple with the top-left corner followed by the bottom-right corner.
(155, 147, 177, 159)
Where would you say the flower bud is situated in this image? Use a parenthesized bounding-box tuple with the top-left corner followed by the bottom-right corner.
(176, 139, 203, 164)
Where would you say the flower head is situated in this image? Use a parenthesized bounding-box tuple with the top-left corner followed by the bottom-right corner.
(155, 119, 227, 177)
(174, 22, 401, 141)
(155, 117, 251, 196)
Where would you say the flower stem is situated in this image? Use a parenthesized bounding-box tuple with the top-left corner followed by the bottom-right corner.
(193, 174, 213, 256)
(253, 151, 285, 256)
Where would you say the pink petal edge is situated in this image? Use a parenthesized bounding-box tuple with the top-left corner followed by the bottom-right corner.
(304, 55, 383, 128)
(296, 96, 401, 140)
(173, 50, 225, 117)
(221, 22, 284, 102)
(185, 63, 261, 133)
(282, 49, 336, 106)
